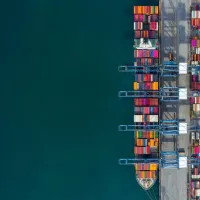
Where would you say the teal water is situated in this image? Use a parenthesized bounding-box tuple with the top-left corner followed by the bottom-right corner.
(0, 0, 158, 199)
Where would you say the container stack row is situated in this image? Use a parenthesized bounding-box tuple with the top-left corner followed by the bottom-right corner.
(191, 131, 200, 155)
(191, 167, 200, 198)
(191, 6, 200, 199)
(134, 49, 159, 58)
(134, 163, 158, 171)
(134, 30, 158, 39)
(136, 170, 156, 178)
(133, 6, 159, 66)
(191, 5, 200, 65)
(134, 107, 158, 114)
(191, 69, 200, 91)
(190, 95, 200, 118)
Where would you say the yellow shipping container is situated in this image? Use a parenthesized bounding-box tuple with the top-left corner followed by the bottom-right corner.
(153, 82, 158, 90)
(150, 164, 158, 171)
(138, 6, 142, 14)
(133, 82, 138, 90)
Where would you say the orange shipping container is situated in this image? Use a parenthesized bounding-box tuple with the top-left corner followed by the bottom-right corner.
(153, 82, 158, 90)
(155, 6, 159, 14)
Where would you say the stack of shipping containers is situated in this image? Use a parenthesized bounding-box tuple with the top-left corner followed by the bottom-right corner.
(191, 5, 200, 199)
(134, 6, 159, 66)
(191, 167, 200, 198)
(133, 6, 159, 180)
(192, 68, 200, 91)
(191, 5, 200, 65)
(190, 95, 200, 118)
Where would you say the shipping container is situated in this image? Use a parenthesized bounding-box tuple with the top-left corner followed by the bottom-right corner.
(191, 146, 200, 154)
(136, 139, 148, 146)
(148, 15, 159, 22)
(193, 104, 200, 112)
(191, 39, 200, 47)
(150, 22, 158, 31)
(192, 18, 200, 27)
(134, 14, 148, 22)
(134, 22, 143, 30)
(192, 82, 200, 90)
(192, 10, 200, 18)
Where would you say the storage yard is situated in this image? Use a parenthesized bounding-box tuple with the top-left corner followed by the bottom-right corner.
(118, 0, 200, 200)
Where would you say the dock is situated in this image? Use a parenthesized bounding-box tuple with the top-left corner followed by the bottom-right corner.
(160, 0, 193, 199)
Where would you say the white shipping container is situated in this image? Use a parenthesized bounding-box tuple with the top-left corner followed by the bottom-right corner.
(134, 115, 143, 122)
(195, 189, 200, 197)
(192, 61, 199, 65)
(156, 22, 158, 31)
(192, 175, 200, 179)
(196, 48, 200, 54)
(151, 75, 153, 82)
(193, 104, 200, 111)
(192, 11, 200, 18)
(192, 11, 196, 18)
(149, 115, 158, 122)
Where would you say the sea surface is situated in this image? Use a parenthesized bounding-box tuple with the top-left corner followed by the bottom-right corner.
(0, 0, 158, 200)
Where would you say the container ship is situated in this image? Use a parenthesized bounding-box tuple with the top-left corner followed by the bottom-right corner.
(133, 5, 159, 190)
